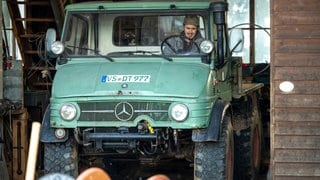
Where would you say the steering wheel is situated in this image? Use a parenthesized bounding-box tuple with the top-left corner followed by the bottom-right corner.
(160, 35, 201, 55)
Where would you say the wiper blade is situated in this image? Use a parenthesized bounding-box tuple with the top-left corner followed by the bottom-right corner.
(109, 50, 172, 61)
(135, 50, 172, 61)
(66, 45, 114, 62)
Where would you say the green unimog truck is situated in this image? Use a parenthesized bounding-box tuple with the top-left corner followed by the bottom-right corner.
(40, 1, 264, 179)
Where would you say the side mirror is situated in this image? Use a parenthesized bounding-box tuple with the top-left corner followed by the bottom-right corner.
(45, 28, 57, 58)
(46, 28, 57, 51)
(45, 28, 65, 58)
(229, 28, 244, 53)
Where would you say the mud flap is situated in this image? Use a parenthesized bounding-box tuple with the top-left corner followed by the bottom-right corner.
(40, 105, 69, 143)
(192, 100, 230, 142)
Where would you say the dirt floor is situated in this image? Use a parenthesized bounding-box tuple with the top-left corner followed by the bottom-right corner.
(101, 159, 193, 180)
(102, 158, 268, 180)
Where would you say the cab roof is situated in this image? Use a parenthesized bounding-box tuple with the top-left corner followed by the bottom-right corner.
(65, 1, 214, 11)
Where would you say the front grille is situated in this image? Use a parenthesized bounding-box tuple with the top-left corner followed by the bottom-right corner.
(78, 101, 170, 122)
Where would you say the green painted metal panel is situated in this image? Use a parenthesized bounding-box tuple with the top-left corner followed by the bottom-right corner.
(53, 60, 210, 98)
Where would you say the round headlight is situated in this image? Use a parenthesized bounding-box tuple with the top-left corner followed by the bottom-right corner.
(200, 40, 214, 54)
(51, 41, 65, 55)
(171, 103, 189, 122)
(60, 103, 77, 121)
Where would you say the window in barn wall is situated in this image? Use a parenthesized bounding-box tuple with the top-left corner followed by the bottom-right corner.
(2, 1, 22, 61)
(255, 0, 270, 64)
(227, 0, 270, 64)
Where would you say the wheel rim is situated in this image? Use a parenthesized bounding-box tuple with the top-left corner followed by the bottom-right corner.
(227, 136, 233, 180)
(253, 126, 260, 168)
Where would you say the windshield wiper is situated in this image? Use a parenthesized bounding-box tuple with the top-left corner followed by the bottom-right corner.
(135, 50, 172, 61)
(108, 50, 172, 62)
(66, 45, 114, 62)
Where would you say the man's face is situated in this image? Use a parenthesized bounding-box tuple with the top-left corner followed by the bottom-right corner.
(184, 24, 198, 39)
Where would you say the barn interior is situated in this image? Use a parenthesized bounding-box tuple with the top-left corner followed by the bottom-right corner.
(0, 0, 319, 180)
(0, 0, 269, 179)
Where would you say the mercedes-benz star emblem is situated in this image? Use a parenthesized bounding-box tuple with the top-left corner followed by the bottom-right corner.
(114, 102, 134, 121)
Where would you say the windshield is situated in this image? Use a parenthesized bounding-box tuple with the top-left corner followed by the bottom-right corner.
(62, 12, 207, 57)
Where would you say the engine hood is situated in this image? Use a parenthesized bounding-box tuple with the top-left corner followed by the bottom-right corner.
(52, 61, 210, 98)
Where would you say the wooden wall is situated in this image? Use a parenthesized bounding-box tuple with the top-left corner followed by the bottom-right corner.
(270, 0, 320, 179)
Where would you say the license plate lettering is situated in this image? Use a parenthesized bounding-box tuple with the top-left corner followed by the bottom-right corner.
(102, 75, 151, 83)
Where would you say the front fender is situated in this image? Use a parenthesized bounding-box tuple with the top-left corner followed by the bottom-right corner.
(192, 99, 230, 142)
(40, 105, 69, 143)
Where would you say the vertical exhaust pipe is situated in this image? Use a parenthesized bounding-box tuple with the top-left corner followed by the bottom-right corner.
(212, 2, 228, 68)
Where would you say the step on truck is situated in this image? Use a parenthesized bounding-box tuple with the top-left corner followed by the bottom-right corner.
(40, 1, 264, 179)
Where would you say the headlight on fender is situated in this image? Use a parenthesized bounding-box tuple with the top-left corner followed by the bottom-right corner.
(60, 103, 77, 121)
(51, 41, 65, 55)
(170, 103, 189, 122)
(200, 40, 214, 54)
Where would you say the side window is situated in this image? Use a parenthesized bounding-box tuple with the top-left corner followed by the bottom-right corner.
(65, 14, 89, 55)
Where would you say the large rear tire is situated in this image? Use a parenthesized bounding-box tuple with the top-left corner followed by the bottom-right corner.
(43, 137, 78, 177)
(233, 93, 262, 180)
(194, 113, 234, 180)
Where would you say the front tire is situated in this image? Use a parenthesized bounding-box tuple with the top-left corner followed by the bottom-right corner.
(194, 113, 234, 180)
(43, 137, 78, 177)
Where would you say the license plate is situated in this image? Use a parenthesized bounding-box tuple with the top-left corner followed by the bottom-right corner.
(101, 75, 151, 83)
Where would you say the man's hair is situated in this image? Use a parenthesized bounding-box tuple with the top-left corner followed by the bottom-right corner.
(183, 15, 199, 27)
